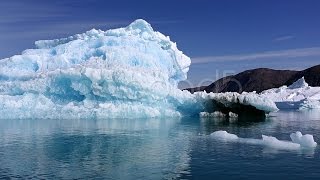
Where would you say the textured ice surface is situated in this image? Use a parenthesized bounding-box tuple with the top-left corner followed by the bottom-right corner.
(194, 91, 278, 113)
(260, 77, 320, 110)
(199, 111, 238, 120)
(299, 99, 320, 110)
(211, 130, 317, 150)
(288, 77, 309, 89)
(0, 19, 191, 119)
(228, 112, 238, 118)
(210, 131, 239, 141)
(0, 19, 277, 119)
(290, 131, 317, 148)
(199, 111, 227, 118)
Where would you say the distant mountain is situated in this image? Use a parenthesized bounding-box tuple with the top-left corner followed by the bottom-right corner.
(186, 65, 320, 93)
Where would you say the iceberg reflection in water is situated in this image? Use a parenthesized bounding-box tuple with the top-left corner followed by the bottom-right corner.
(0, 118, 194, 179)
(1, 111, 320, 179)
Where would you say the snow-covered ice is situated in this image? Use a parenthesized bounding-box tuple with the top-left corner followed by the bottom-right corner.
(194, 91, 278, 113)
(260, 77, 320, 110)
(0, 19, 277, 119)
(211, 130, 317, 150)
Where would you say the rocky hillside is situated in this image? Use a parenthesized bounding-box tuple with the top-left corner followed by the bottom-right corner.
(186, 65, 320, 93)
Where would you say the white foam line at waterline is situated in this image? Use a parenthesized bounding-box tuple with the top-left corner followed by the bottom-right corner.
(210, 131, 317, 150)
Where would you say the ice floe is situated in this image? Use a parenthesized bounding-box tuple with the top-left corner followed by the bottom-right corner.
(211, 130, 317, 150)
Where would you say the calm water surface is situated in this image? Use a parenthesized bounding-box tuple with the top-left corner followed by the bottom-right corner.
(0, 111, 320, 179)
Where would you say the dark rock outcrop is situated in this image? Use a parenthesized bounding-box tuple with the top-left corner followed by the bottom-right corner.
(186, 65, 320, 93)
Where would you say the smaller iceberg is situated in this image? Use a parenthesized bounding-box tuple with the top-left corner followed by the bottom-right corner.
(260, 77, 320, 110)
(195, 92, 278, 120)
(290, 131, 317, 148)
(288, 77, 309, 89)
(211, 130, 317, 150)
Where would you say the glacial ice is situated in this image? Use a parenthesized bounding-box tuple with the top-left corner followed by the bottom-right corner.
(195, 91, 278, 119)
(260, 77, 320, 110)
(290, 131, 317, 148)
(199, 111, 227, 118)
(210, 131, 239, 141)
(0, 19, 277, 119)
(199, 111, 238, 120)
(211, 130, 317, 150)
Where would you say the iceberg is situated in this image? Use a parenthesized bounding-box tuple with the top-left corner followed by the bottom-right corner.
(0, 19, 277, 119)
(211, 130, 317, 150)
(195, 91, 278, 120)
(260, 77, 320, 110)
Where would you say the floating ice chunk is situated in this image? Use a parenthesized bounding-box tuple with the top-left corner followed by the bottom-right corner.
(261, 135, 300, 150)
(228, 112, 238, 118)
(211, 130, 317, 150)
(210, 131, 239, 141)
(290, 131, 317, 148)
(199, 111, 226, 118)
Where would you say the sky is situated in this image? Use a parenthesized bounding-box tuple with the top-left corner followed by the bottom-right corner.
(1, 0, 320, 88)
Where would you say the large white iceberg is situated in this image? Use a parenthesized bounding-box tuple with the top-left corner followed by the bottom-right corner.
(260, 77, 320, 110)
(0, 19, 277, 119)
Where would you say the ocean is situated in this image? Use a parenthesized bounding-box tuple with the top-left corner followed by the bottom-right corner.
(0, 110, 319, 179)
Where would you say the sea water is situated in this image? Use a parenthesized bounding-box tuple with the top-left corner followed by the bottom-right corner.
(0, 110, 320, 179)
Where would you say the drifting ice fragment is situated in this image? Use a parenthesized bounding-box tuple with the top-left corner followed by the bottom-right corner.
(290, 131, 317, 148)
(211, 130, 317, 150)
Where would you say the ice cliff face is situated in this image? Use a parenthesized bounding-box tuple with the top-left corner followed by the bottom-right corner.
(0, 19, 277, 119)
(0, 19, 193, 118)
